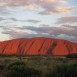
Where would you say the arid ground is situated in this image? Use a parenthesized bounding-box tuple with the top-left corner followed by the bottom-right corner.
(0, 55, 77, 77)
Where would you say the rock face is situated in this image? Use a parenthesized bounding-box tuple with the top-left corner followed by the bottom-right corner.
(0, 37, 77, 55)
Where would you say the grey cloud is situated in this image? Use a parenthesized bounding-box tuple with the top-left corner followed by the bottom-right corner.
(1, 25, 77, 42)
(0, 17, 5, 21)
(26, 20, 40, 23)
(0, 17, 18, 22)
(19, 26, 51, 33)
(1, 26, 49, 39)
(40, 24, 50, 27)
(7, 18, 40, 23)
(0, 7, 12, 15)
(56, 16, 77, 24)
(9, 18, 18, 21)
(57, 34, 77, 42)
(21, 25, 77, 36)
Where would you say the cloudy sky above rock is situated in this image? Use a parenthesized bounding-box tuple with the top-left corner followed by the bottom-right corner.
(0, 0, 77, 42)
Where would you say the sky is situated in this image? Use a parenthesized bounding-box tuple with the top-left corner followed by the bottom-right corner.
(0, 0, 77, 42)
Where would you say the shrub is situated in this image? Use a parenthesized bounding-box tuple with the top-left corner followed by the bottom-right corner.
(0, 63, 5, 70)
(6, 61, 41, 77)
(66, 53, 77, 58)
(0, 54, 16, 57)
(45, 63, 77, 77)
(8, 61, 26, 69)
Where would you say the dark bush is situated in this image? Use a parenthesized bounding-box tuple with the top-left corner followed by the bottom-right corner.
(0, 54, 16, 57)
(66, 53, 77, 58)
(45, 63, 77, 77)
(0, 63, 5, 70)
(6, 61, 41, 77)
(8, 61, 26, 69)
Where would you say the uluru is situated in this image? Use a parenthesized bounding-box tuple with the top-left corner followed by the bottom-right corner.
(0, 37, 77, 56)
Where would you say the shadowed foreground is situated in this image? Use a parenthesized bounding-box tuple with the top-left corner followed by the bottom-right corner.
(0, 56, 77, 77)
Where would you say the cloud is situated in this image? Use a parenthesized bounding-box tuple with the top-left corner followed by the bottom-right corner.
(0, 0, 67, 7)
(1, 26, 49, 38)
(0, 1, 7, 7)
(56, 16, 77, 24)
(19, 26, 49, 33)
(39, 6, 75, 15)
(0, 7, 13, 15)
(1, 26, 29, 38)
(40, 24, 50, 27)
(0, 0, 75, 15)
(9, 18, 18, 21)
(1, 25, 77, 42)
(0, 16, 19, 22)
(0, 17, 5, 21)
(57, 34, 77, 42)
(26, 19, 40, 23)
(0, 17, 40, 23)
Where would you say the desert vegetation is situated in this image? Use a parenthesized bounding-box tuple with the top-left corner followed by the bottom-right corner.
(66, 53, 77, 58)
(0, 55, 77, 77)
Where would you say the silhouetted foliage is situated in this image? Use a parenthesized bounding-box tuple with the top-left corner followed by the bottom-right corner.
(0, 54, 16, 57)
(0, 63, 5, 70)
(66, 53, 77, 58)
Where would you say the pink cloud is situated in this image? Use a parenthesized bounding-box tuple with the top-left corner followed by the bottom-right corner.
(0, 0, 74, 15)
(56, 16, 77, 24)
(39, 6, 75, 15)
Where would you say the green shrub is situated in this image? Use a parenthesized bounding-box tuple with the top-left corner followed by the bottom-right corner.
(8, 61, 25, 69)
(6, 61, 41, 77)
(46, 63, 77, 77)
